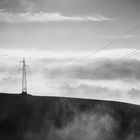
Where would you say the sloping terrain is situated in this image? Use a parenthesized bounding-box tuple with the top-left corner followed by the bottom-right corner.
(0, 93, 140, 140)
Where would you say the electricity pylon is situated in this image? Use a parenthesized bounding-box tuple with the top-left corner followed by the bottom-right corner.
(21, 58, 28, 95)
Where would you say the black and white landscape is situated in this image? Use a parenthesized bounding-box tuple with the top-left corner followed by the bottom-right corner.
(0, 0, 140, 139)
(0, 0, 140, 103)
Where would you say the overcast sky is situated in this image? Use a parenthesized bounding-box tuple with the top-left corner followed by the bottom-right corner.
(0, 0, 140, 104)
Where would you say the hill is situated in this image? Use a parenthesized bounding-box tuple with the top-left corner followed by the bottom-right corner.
(0, 93, 140, 140)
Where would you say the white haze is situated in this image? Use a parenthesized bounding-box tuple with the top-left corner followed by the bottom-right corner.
(0, 48, 140, 105)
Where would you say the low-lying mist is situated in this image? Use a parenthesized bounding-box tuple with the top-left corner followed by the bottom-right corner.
(24, 102, 140, 140)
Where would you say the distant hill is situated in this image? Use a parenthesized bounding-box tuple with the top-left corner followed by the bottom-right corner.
(0, 93, 140, 140)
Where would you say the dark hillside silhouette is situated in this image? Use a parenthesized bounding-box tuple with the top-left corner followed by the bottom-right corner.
(0, 93, 140, 140)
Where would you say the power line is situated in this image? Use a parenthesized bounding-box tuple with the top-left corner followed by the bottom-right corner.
(64, 0, 131, 68)
(91, 49, 140, 72)
(119, 50, 140, 61)
(64, 23, 140, 68)
(49, 48, 140, 85)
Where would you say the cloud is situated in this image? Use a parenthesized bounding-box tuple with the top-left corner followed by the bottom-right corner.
(0, 11, 114, 23)
(0, 76, 20, 93)
(0, 49, 140, 104)
(128, 88, 140, 98)
(61, 84, 122, 99)
(21, 0, 35, 12)
(60, 83, 140, 104)
(46, 59, 140, 82)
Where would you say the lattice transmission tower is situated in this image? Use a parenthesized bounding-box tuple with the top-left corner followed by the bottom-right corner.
(21, 58, 28, 95)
